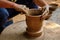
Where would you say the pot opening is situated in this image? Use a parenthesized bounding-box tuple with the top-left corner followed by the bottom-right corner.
(49, 3, 58, 11)
(27, 9, 43, 16)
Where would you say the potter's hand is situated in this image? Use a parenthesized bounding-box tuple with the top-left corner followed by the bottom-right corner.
(42, 5, 49, 14)
(13, 4, 29, 14)
(41, 5, 49, 20)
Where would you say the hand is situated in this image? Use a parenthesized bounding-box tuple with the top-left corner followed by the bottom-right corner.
(14, 4, 29, 14)
(41, 5, 49, 20)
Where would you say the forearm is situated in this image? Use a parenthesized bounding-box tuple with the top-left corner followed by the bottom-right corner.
(0, 0, 29, 13)
(33, 0, 48, 7)
(0, 0, 17, 8)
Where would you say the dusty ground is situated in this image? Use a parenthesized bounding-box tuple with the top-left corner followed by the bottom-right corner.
(49, 7, 60, 24)
(13, 14, 26, 23)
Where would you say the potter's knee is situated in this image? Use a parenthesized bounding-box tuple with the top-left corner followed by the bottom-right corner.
(0, 8, 9, 17)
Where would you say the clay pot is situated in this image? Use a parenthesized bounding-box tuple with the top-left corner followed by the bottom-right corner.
(49, 3, 58, 11)
(26, 9, 43, 32)
(25, 8, 48, 38)
(26, 31, 42, 38)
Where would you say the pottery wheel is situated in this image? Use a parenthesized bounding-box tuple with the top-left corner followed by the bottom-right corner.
(0, 20, 60, 40)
